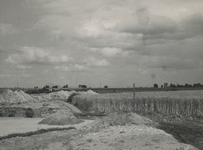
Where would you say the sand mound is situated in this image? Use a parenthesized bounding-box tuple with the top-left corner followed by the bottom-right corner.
(38, 109, 83, 125)
(32, 90, 78, 101)
(0, 89, 37, 105)
(47, 90, 76, 100)
(75, 112, 157, 135)
(79, 90, 98, 95)
(94, 112, 155, 127)
(32, 90, 97, 102)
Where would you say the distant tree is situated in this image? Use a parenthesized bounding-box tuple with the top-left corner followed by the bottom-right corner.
(52, 85, 58, 88)
(188, 84, 192, 87)
(185, 83, 189, 87)
(104, 85, 108, 88)
(43, 85, 49, 89)
(153, 83, 158, 88)
(82, 85, 87, 88)
(177, 84, 184, 88)
(63, 84, 68, 88)
(193, 83, 202, 87)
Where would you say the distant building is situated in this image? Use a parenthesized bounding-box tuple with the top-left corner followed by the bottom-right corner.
(164, 83, 168, 88)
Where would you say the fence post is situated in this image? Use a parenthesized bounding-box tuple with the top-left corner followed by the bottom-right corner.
(133, 83, 135, 101)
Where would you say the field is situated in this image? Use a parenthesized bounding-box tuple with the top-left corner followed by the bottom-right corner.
(72, 90, 203, 118)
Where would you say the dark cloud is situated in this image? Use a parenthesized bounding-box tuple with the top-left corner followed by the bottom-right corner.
(182, 13, 203, 36)
(114, 12, 203, 44)
(136, 8, 150, 27)
(115, 14, 177, 36)
(144, 57, 200, 70)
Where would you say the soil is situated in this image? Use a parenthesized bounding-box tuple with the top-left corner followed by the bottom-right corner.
(0, 112, 198, 150)
(138, 112, 203, 150)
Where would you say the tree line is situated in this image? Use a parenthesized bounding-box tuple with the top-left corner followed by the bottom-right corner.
(154, 83, 203, 88)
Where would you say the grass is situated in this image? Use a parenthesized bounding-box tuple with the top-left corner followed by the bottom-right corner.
(0, 127, 76, 141)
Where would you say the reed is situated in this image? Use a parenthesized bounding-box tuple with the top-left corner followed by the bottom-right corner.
(72, 90, 203, 118)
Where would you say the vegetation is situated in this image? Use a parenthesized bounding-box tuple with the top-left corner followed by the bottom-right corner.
(0, 127, 76, 141)
(72, 90, 203, 119)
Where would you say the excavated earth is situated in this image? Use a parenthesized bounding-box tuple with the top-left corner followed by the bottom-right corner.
(0, 90, 201, 150)
(0, 112, 199, 150)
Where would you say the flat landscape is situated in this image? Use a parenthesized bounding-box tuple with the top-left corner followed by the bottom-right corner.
(0, 89, 202, 150)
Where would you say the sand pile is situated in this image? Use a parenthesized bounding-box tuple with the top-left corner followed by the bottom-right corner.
(38, 108, 83, 125)
(33, 90, 77, 101)
(32, 90, 97, 101)
(49, 90, 77, 100)
(79, 90, 98, 95)
(91, 112, 155, 129)
(0, 89, 37, 105)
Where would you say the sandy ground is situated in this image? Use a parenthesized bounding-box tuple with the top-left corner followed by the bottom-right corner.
(68, 125, 198, 150)
(0, 117, 94, 136)
(0, 117, 198, 150)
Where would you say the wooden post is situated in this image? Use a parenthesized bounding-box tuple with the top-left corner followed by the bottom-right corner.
(133, 83, 135, 101)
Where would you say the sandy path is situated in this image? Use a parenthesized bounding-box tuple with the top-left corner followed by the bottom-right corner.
(0, 117, 94, 136)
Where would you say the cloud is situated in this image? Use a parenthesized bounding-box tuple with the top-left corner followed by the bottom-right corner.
(0, 23, 19, 36)
(84, 57, 110, 67)
(101, 47, 125, 57)
(181, 13, 203, 36)
(6, 46, 73, 65)
(114, 9, 203, 45)
(91, 47, 130, 57)
(140, 56, 201, 70)
(77, 23, 107, 38)
(54, 64, 87, 72)
(115, 14, 177, 36)
(16, 65, 32, 70)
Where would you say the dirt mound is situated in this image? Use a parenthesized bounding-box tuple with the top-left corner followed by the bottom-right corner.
(0, 90, 37, 105)
(32, 90, 78, 101)
(33, 90, 97, 101)
(77, 112, 156, 134)
(38, 109, 83, 125)
(0, 107, 34, 117)
(79, 90, 98, 95)
(96, 112, 155, 127)
(47, 90, 77, 100)
(0, 100, 82, 118)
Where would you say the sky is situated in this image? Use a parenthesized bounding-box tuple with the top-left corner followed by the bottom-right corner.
(0, 0, 203, 88)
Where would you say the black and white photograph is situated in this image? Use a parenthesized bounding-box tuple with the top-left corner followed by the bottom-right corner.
(0, 0, 203, 149)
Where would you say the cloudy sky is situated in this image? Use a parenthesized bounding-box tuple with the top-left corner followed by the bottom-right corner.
(0, 0, 203, 88)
